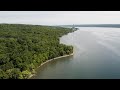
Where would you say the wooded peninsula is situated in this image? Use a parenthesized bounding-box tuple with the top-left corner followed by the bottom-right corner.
(0, 24, 74, 79)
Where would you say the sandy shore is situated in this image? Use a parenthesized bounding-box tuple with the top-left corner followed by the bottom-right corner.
(40, 53, 74, 67)
(28, 53, 74, 79)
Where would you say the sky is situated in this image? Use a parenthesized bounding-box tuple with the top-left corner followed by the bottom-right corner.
(0, 11, 120, 25)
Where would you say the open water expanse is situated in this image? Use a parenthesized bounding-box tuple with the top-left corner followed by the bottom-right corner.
(33, 27, 120, 79)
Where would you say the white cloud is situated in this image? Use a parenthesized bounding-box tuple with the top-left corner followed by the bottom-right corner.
(0, 11, 120, 25)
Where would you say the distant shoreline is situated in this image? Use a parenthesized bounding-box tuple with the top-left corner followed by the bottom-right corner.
(29, 53, 74, 79)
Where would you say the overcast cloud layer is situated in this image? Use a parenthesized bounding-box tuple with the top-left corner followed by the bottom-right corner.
(0, 11, 120, 25)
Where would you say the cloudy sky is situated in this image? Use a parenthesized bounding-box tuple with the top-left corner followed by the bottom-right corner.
(0, 11, 120, 25)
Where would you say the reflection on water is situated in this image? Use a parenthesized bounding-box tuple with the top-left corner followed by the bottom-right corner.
(33, 27, 120, 79)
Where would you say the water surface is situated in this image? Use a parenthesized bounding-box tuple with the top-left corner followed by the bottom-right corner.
(33, 27, 120, 79)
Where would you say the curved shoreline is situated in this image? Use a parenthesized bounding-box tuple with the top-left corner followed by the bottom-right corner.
(29, 53, 74, 79)
(40, 53, 74, 67)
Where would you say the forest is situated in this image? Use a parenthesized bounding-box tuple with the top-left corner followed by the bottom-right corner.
(0, 24, 74, 79)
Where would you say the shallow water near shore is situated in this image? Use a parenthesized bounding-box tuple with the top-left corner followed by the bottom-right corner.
(33, 27, 120, 79)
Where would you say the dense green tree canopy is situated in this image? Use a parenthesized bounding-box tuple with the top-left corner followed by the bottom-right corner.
(0, 24, 73, 79)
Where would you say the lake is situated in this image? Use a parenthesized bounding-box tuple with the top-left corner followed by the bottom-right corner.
(33, 27, 120, 79)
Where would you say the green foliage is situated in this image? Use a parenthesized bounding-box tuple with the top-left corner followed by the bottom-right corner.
(0, 69, 9, 79)
(21, 70, 31, 79)
(0, 24, 73, 79)
(6, 68, 23, 79)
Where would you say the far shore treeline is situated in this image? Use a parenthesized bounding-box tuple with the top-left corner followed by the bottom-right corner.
(0, 24, 74, 79)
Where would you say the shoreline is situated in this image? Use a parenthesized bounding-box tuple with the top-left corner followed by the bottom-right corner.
(28, 52, 74, 79)
(40, 53, 74, 67)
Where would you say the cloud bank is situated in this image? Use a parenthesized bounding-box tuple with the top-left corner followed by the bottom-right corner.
(0, 11, 120, 25)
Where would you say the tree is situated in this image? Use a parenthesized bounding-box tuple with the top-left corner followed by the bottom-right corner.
(6, 68, 23, 79)
(0, 24, 73, 79)
(21, 70, 31, 79)
(0, 69, 9, 79)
